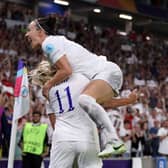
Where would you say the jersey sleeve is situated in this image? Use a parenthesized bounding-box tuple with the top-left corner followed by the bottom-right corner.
(45, 101, 55, 115)
(42, 36, 65, 64)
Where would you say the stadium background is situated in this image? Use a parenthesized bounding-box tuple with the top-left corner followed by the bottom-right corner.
(0, 0, 168, 168)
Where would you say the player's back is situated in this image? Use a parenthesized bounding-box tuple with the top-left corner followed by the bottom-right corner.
(48, 73, 98, 143)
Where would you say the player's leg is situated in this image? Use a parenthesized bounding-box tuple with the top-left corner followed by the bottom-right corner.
(49, 141, 76, 168)
(78, 80, 119, 140)
(78, 63, 126, 157)
(78, 80, 125, 157)
(77, 141, 103, 168)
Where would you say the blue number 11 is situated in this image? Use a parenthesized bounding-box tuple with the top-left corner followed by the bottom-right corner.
(55, 86, 74, 113)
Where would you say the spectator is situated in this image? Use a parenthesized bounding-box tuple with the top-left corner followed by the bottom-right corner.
(140, 121, 151, 156)
(157, 119, 168, 157)
(0, 16, 7, 29)
(19, 111, 49, 168)
(0, 90, 5, 158)
(149, 120, 160, 157)
(131, 123, 144, 157)
(120, 120, 132, 157)
(1, 106, 13, 157)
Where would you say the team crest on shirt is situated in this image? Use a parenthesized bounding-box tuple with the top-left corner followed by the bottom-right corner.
(45, 44, 54, 54)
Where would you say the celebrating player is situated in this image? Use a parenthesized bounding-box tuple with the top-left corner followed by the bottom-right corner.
(26, 15, 137, 157)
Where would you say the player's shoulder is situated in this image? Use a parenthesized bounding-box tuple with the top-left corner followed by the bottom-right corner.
(43, 35, 65, 44)
(42, 35, 65, 54)
(56, 73, 89, 87)
(70, 73, 89, 82)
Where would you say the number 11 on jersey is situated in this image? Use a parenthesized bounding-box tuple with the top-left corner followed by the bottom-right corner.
(55, 86, 75, 113)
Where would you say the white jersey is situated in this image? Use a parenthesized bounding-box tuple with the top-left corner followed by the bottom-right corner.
(42, 35, 107, 79)
(42, 35, 123, 95)
(157, 127, 168, 155)
(46, 73, 98, 143)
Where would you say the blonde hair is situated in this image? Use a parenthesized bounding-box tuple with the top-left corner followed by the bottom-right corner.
(29, 60, 56, 87)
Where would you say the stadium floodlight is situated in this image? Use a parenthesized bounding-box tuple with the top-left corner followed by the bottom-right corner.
(117, 30, 127, 36)
(146, 36, 150, 40)
(119, 14, 133, 20)
(93, 8, 101, 13)
(54, 0, 69, 6)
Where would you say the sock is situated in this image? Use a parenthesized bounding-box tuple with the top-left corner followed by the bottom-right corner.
(78, 94, 119, 142)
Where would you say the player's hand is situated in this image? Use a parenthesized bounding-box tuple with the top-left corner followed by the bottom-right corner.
(42, 82, 52, 99)
(128, 89, 139, 104)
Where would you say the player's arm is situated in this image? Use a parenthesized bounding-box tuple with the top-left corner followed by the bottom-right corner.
(48, 113, 56, 130)
(46, 55, 72, 87)
(102, 89, 138, 109)
(46, 101, 56, 130)
(43, 55, 72, 98)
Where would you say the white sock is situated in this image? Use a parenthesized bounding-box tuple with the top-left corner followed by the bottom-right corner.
(78, 94, 119, 142)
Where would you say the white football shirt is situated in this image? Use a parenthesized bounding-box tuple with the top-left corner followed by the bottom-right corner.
(42, 35, 106, 79)
(46, 73, 98, 143)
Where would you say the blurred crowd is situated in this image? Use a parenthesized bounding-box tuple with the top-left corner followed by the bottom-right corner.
(0, 1, 34, 23)
(0, 4, 168, 160)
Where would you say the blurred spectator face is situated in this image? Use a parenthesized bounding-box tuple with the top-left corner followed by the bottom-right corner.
(164, 120, 168, 128)
(32, 113, 41, 123)
(156, 100, 163, 109)
(124, 120, 131, 130)
(126, 106, 133, 114)
(154, 120, 160, 128)
(143, 121, 149, 130)
(151, 109, 157, 117)
(25, 21, 43, 49)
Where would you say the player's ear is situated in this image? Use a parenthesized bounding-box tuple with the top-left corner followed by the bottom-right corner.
(38, 28, 45, 36)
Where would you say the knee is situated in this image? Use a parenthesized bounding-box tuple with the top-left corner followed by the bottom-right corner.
(78, 94, 89, 107)
(78, 94, 96, 109)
